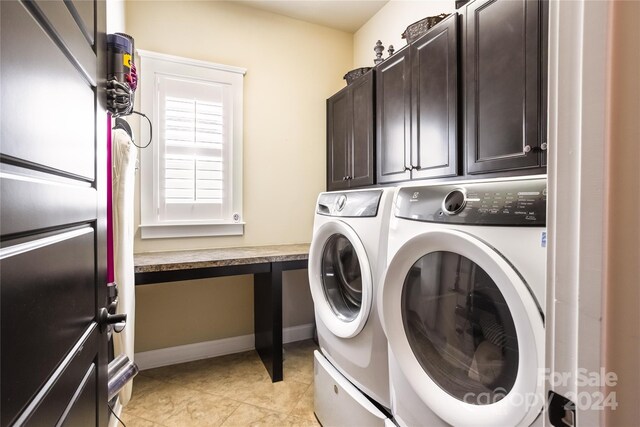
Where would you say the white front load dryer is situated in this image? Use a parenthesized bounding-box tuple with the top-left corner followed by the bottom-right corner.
(309, 188, 395, 426)
(380, 177, 547, 427)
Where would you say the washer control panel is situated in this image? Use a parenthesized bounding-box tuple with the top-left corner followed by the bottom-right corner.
(396, 178, 547, 226)
(317, 190, 383, 217)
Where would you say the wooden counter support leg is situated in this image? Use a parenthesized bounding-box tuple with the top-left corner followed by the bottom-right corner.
(254, 262, 283, 382)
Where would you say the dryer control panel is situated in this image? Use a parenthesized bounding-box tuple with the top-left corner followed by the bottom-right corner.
(317, 190, 383, 217)
(396, 178, 547, 226)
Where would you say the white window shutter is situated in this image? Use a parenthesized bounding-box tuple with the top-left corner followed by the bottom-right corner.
(156, 76, 232, 222)
(163, 97, 224, 204)
(138, 50, 245, 238)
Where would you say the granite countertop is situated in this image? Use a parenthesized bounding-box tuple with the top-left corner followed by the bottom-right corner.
(134, 243, 310, 273)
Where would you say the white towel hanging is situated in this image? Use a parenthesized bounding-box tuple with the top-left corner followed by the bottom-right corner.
(112, 127, 138, 406)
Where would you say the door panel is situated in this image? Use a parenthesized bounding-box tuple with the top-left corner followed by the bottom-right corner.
(0, 0, 107, 425)
(327, 89, 351, 190)
(412, 14, 459, 179)
(350, 72, 374, 188)
(60, 365, 98, 426)
(66, 0, 95, 45)
(1, 228, 96, 425)
(477, 0, 526, 160)
(24, 330, 98, 425)
(376, 48, 412, 184)
(32, 0, 97, 83)
(466, 0, 541, 174)
(0, 168, 97, 237)
(1, 0, 96, 180)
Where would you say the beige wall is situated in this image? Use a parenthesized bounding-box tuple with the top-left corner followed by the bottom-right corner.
(129, 0, 352, 252)
(126, 1, 353, 352)
(135, 276, 253, 352)
(353, 0, 454, 68)
(604, 1, 640, 425)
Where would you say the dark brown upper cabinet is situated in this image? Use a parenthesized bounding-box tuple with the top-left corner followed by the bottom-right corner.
(376, 47, 412, 184)
(465, 0, 545, 174)
(326, 70, 375, 191)
(411, 13, 459, 180)
(376, 13, 459, 184)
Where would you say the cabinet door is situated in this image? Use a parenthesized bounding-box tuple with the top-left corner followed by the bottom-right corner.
(411, 13, 459, 180)
(327, 88, 351, 191)
(466, 0, 542, 174)
(376, 47, 412, 184)
(350, 71, 375, 188)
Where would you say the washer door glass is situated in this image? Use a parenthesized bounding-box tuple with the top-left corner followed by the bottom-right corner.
(321, 234, 363, 322)
(402, 251, 519, 404)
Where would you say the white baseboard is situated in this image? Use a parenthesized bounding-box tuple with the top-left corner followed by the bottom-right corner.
(134, 323, 315, 371)
(282, 323, 315, 343)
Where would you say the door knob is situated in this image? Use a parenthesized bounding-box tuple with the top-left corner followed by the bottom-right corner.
(99, 308, 127, 332)
(524, 145, 532, 153)
(541, 142, 548, 151)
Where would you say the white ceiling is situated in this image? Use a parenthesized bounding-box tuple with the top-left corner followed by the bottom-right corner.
(236, 0, 390, 33)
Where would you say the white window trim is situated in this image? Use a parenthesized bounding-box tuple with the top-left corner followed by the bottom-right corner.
(137, 50, 246, 239)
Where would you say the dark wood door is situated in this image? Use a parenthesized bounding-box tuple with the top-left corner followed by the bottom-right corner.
(349, 71, 375, 188)
(326, 87, 351, 191)
(411, 13, 459, 180)
(376, 47, 412, 184)
(465, 0, 543, 174)
(1, 1, 108, 426)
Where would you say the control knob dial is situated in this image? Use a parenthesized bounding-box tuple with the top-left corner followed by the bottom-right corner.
(442, 189, 467, 215)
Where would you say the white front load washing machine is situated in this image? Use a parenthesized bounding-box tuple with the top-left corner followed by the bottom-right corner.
(380, 177, 547, 427)
(309, 188, 394, 426)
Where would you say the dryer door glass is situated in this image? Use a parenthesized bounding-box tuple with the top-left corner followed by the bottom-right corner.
(401, 251, 519, 404)
(321, 234, 363, 322)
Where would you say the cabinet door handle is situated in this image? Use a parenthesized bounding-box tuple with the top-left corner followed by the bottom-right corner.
(524, 145, 532, 154)
(541, 142, 548, 151)
(346, 176, 352, 180)
(404, 166, 412, 172)
(342, 176, 348, 181)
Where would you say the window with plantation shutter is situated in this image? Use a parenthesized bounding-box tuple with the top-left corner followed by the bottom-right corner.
(138, 51, 245, 239)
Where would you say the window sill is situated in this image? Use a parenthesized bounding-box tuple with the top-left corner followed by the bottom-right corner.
(140, 222, 245, 239)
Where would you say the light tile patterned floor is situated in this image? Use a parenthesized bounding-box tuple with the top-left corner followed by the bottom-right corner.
(121, 340, 320, 427)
